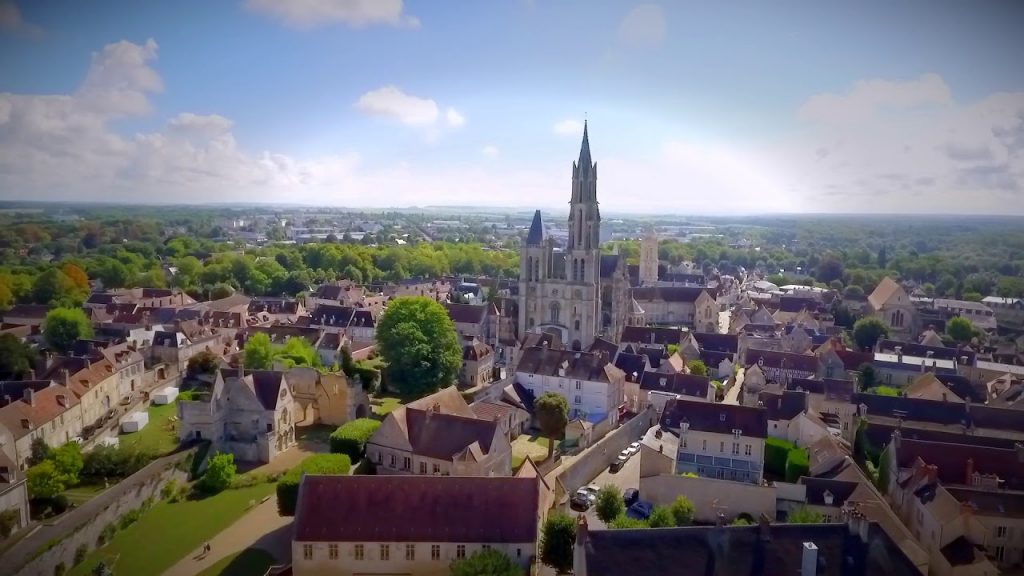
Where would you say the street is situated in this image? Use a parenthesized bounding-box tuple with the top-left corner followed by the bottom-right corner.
(571, 440, 643, 530)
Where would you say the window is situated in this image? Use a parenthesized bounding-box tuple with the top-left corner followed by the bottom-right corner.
(406, 544, 415, 560)
(574, 395, 581, 404)
(482, 544, 491, 551)
(682, 438, 687, 449)
(996, 526, 1008, 538)
(720, 441, 725, 453)
(390, 454, 396, 468)
(456, 545, 466, 560)
(375, 450, 382, 464)
(354, 544, 364, 560)
(328, 544, 338, 560)
(996, 546, 1005, 562)
(419, 462, 427, 474)
(576, 381, 582, 390)
(702, 439, 707, 451)
(380, 544, 390, 561)
(745, 444, 752, 456)
(517, 548, 522, 558)
(732, 442, 739, 455)
(303, 544, 313, 560)
(266, 422, 273, 433)
(433, 463, 440, 474)
(403, 456, 411, 470)
(431, 545, 441, 560)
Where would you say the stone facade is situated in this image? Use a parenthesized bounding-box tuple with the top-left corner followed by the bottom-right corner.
(639, 231, 659, 286)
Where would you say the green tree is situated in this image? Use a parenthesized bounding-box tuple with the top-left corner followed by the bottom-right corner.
(647, 506, 675, 528)
(857, 363, 878, 390)
(31, 269, 77, 305)
(731, 517, 754, 526)
(27, 461, 66, 499)
(51, 442, 84, 487)
(209, 282, 235, 300)
(946, 316, 974, 343)
(29, 438, 52, 466)
(277, 454, 351, 515)
(788, 506, 824, 524)
(609, 515, 648, 529)
(450, 549, 521, 576)
(535, 392, 569, 461)
(198, 453, 236, 494)
(243, 332, 275, 370)
(375, 297, 461, 396)
(843, 285, 864, 299)
(44, 308, 94, 353)
(669, 495, 695, 526)
(852, 317, 889, 351)
(186, 350, 221, 376)
(687, 360, 708, 377)
(0, 333, 37, 379)
(275, 336, 321, 368)
(867, 386, 901, 397)
(539, 512, 576, 574)
(595, 485, 625, 523)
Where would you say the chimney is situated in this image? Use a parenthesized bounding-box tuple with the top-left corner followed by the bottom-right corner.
(22, 388, 34, 406)
(823, 490, 834, 506)
(802, 542, 819, 576)
(965, 458, 974, 485)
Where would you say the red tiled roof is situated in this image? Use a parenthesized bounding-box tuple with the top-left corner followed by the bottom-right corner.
(295, 475, 539, 543)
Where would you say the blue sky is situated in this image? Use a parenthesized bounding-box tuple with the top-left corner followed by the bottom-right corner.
(1, 0, 1022, 214)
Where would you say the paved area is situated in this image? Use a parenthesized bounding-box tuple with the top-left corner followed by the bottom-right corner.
(238, 442, 325, 476)
(578, 448, 643, 529)
(162, 497, 293, 576)
(718, 309, 731, 334)
(723, 367, 744, 405)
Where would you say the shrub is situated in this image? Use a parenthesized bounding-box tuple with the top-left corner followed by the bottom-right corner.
(74, 544, 89, 565)
(160, 479, 180, 501)
(118, 507, 144, 530)
(97, 522, 116, 547)
(608, 515, 648, 529)
(329, 418, 381, 461)
(785, 448, 810, 483)
(197, 453, 236, 495)
(764, 437, 796, 477)
(277, 454, 351, 516)
(595, 485, 624, 523)
(0, 508, 20, 538)
(83, 444, 150, 479)
(669, 496, 695, 526)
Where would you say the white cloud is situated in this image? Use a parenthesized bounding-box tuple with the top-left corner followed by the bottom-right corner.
(354, 86, 439, 126)
(482, 145, 499, 158)
(245, 0, 419, 29)
(553, 119, 583, 136)
(617, 4, 666, 49)
(798, 73, 952, 125)
(445, 107, 465, 128)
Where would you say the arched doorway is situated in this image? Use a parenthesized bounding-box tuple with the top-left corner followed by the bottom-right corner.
(355, 404, 368, 419)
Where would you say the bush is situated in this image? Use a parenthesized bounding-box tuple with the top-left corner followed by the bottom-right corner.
(595, 485, 624, 523)
(329, 418, 381, 461)
(118, 507, 144, 530)
(97, 522, 116, 547)
(74, 544, 89, 565)
(609, 515, 648, 529)
(161, 479, 180, 501)
(764, 437, 796, 477)
(785, 449, 810, 483)
(82, 444, 150, 479)
(197, 453, 236, 495)
(277, 454, 351, 516)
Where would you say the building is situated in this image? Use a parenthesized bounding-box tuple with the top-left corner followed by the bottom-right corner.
(286, 366, 369, 426)
(292, 475, 540, 576)
(638, 372, 714, 414)
(660, 398, 768, 484)
(0, 452, 29, 539)
(177, 369, 296, 463)
(638, 230, 658, 286)
(867, 277, 918, 341)
(981, 296, 1024, 330)
(518, 122, 631, 350)
(514, 346, 625, 425)
(366, 387, 512, 477)
(460, 339, 494, 389)
(0, 384, 83, 469)
(932, 298, 998, 333)
(630, 286, 718, 332)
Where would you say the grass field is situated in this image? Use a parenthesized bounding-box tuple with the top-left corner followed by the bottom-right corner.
(196, 548, 275, 576)
(63, 483, 106, 507)
(512, 434, 552, 467)
(370, 395, 404, 417)
(118, 402, 180, 456)
(69, 483, 275, 576)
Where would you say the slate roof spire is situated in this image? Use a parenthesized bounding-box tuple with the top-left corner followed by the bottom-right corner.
(526, 209, 546, 246)
(577, 120, 593, 177)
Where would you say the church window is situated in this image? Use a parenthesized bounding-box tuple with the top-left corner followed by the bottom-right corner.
(528, 317, 535, 328)
(575, 319, 580, 331)
(550, 302, 561, 324)
(572, 259, 579, 281)
(533, 258, 540, 281)
(580, 260, 585, 281)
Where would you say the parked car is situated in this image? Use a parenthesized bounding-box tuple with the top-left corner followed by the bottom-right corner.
(571, 488, 596, 510)
(582, 484, 600, 497)
(618, 448, 633, 460)
(628, 441, 642, 453)
(610, 455, 629, 472)
(623, 488, 639, 506)
(627, 500, 654, 520)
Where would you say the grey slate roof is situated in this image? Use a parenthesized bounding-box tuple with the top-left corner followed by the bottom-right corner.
(526, 210, 546, 246)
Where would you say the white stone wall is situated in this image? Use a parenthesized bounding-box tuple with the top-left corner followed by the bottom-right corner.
(293, 540, 535, 576)
(515, 370, 621, 423)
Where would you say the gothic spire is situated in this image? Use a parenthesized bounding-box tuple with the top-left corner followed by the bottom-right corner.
(577, 120, 593, 177)
(526, 209, 546, 246)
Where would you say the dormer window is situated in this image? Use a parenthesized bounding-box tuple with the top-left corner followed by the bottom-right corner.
(720, 413, 726, 422)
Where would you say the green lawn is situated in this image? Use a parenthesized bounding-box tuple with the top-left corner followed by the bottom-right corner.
(63, 483, 106, 506)
(370, 395, 404, 417)
(528, 435, 551, 449)
(69, 483, 275, 576)
(118, 402, 180, 456)
(197, 548, 275, 576)
(512, 454, 525, 471)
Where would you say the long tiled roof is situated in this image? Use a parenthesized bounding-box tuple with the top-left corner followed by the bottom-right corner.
(516, 347, 622, 383)
(660, 397, 767, 438)
(295, 475, 539, 543)
(632, 286, 717, 303)
(445, 302, 488, 325)
(639, 372, 710, 399)
(895, 437, 1024, 490)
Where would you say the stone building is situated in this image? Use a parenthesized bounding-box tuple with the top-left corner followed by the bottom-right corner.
(639, 230, 659, 286)
(518, 122, 630, 350)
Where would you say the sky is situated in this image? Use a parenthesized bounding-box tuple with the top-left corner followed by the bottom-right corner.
(1, 0, 1023, 215)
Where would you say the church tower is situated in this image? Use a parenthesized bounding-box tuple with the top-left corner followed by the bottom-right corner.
(566, 121, 601, 346)
(639, 229, 659, 285)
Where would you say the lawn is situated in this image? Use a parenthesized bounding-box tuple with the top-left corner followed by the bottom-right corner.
(63, 483, 106, 507)
(118, 401, 180, 456)
(197, 548, 275, 576)
(512, 434, 552, 466)
(69, 483, 275, 576)
(370, 395, 405, 417)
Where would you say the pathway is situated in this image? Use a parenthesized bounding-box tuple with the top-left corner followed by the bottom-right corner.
(162, 497, 292, 576)
(723, 367, 744, 405)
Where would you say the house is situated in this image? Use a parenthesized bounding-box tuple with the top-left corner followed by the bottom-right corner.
(460, 339, 494, 389)
(932, 299, 998, 334)
(564, 418, 594, 450)
(365, 387, 512, 477)
(799, 476, 875, 523)
(469, 400, 529, 441)
(444, 302, 497, 345)
(903, 373, 966, 403)
(177, 368, 296, 463)
(758, 389, 835, 447)
(786, 378, 858, 442)
(0, 385, 83, 469)
(514, 346, 625, 425)
(573, 514, 925, 576)
(286, 367, 369, 427)
(0, 452, 29, 539)
(981, 296, 1024, 330)
(638, 372, 714, 414)
(946, 487, 1024, 569)
(630, 286, 718, 332)
(249, 297, 307, 324)
(660, 398, 768, 484)
(309, 304, 378, 341)
(292, 475, 540, 576)
(1, 305, 51, 328)
(867, 277, 918, 341)
(741, 350, 819, 404)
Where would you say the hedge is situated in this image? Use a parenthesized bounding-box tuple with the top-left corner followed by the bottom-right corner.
(277, 454, 351, 516)
(329, 418, 382, 461)
(784, 448, 810, 483)
(764, 437, 797, 477)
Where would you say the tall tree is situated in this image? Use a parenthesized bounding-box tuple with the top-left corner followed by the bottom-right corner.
(595, 485, 625, 523)
(450, 549, 521, 576)
(44, 308, 94, 353)
(539, 512, 576, 574)
(535, 392, 569, 461)
(946, 316, 974, 343)
(243, 332, 275, 370)
(375, 296, 461, 396)
(687, 360, 708, 377)
(31, 269, 77, 305)
(852, 317, 889, 351)
(0, 333, 37, 380)
(61, 263, 90, 293)
(669, 495, 695, 526)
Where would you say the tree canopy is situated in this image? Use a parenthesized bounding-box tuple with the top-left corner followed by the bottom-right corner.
(535, 392, 569, 461)
(852, 317, 889, 351)
(450, 549, 521, 576)
(687, 360, 708, 377)
(44, 307, 94, 352)
(375, 296, 462, 396)
(540, 512, 576, 573)
(946, 316, 974, 343)
(595, 485, 625, 523)
(0, 333, 37, 380)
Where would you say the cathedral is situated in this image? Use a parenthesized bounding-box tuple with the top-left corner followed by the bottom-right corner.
(518, 122, 632, 350)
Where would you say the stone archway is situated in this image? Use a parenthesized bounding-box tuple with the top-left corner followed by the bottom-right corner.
(571, 339, 582, 351)
(355, 403, 368, 419)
